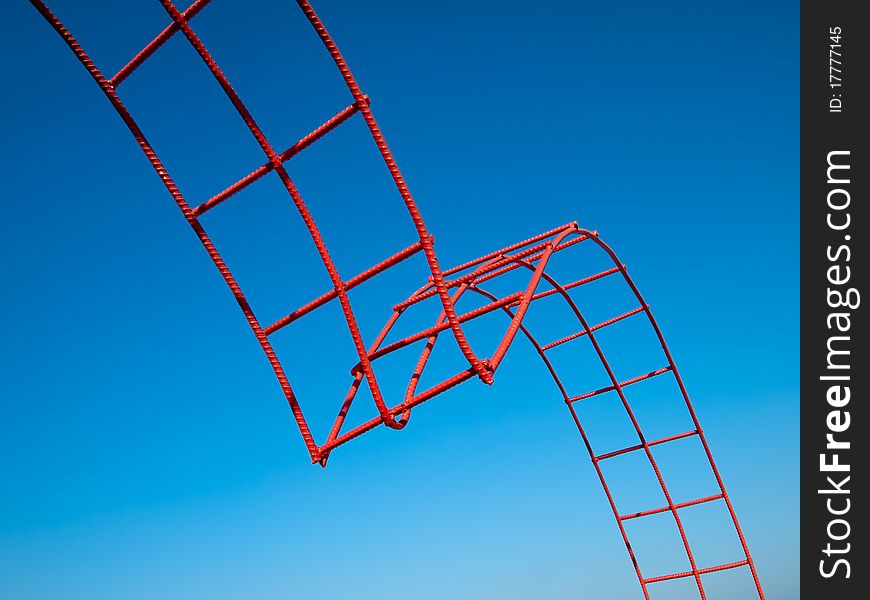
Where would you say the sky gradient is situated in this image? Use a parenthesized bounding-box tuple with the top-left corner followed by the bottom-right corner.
(2, 1, 797, 598)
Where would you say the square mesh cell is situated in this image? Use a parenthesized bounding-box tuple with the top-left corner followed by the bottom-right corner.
(571, 390, 642, 459)
(621, 510, 693, 587)
(596, 446, 667, 518)
(679, 499, 748, 573)
(583, 309, 669, 382)
(621, 369, 697, 443)
(649, 434, 721, 506)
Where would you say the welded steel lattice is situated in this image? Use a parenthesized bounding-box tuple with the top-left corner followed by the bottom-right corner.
(30, 1, 766, 598)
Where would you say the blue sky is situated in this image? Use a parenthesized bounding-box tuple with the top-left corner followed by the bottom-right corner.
(2, 1, 797, 598)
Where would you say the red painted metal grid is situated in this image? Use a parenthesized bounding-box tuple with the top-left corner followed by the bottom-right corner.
(29, 2, 766, 598)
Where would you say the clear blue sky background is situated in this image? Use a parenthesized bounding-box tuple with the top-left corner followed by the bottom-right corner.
(2, 1, 797, 599)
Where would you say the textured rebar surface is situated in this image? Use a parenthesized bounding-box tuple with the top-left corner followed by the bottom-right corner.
(30, 1, 766, 598)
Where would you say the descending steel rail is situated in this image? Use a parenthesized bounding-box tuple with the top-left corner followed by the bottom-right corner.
(29, 1, 765, 598)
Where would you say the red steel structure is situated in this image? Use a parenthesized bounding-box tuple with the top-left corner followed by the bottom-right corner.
(30, 1, 766, 598)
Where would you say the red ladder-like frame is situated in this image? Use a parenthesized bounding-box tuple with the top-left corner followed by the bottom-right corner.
(30, 1, 766, 598)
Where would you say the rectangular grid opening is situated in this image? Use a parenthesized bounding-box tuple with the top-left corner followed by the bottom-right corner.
(649, 434, 721, 506)
(622, 510, 693, 584)
(596, 447, 667, 518)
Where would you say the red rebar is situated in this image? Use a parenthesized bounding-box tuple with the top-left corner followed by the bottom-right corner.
(28, 0, 320, 460)
(193, 96, 370, 217)
(541, 305, 646, 352)
(156, 0, 407, 429)
(296, 0, 492, 385)
(109, 0, 211, 88)
(508, 247, 710, 598)
(594, 427, 696, 462)
(355, 291, 524, 367)
(30, 3, 765, 598)
(569, 366, 673, 403)
(265, 238, 424, 336)
(620, 493, 725, 522)
(644, 560, 751, 585)
(393, 233, 590, 311)
(441, 221, 578, 277)
(585, 230, 766, 598)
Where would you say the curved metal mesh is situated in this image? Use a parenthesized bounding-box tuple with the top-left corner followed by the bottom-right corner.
(29, 1, 766, 598)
